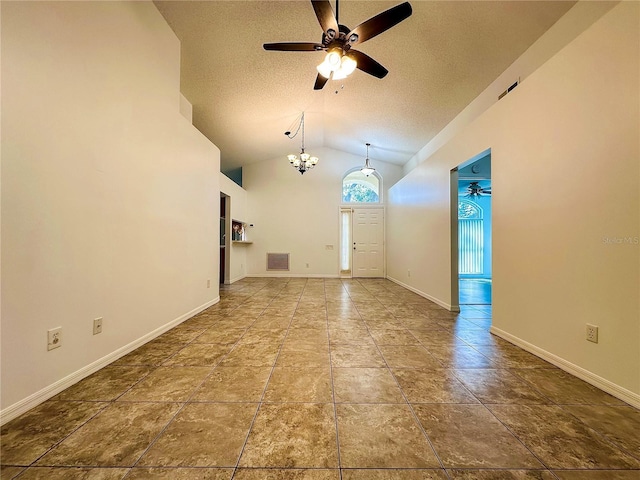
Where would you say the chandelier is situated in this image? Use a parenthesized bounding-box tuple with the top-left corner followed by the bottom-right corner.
(286, 112, 319, 175)
(360, 143, 375, 176)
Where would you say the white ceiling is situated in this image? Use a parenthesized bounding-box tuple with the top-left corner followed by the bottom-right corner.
(154, 1, 575, 172)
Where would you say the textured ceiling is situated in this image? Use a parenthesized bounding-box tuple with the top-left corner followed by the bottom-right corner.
(154, 1, 575, 172)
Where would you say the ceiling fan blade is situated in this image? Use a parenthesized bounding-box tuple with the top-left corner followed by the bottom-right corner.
(350, 50, 388, 79)
(346, 2, 412, 47)
(263, 42, 323, 51)
(311, 0, 339, 40)
(314, 73, 329, 90)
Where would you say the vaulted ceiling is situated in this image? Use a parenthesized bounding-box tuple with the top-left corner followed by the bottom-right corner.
(154, 1, 575, 172)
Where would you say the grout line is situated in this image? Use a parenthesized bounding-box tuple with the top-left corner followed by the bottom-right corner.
(231, 277, 303, 476)
(348, 281, 450, 477)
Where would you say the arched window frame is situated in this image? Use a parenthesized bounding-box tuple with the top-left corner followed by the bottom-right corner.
(458, 199, 483, 219)
(341, 167, 383, 204)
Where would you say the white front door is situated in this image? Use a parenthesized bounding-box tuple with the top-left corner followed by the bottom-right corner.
(352, 207, 384, 277)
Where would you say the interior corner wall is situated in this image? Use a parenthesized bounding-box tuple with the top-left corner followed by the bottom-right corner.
(220, 173, 249, 283)
(1, 1, 220, 418)
(387, 2, 639, 400)
(242, 147, 404, 277)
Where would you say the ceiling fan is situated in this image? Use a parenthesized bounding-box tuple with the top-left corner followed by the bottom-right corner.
(263, 0, 412, 90)
(465, 182, 492, 198)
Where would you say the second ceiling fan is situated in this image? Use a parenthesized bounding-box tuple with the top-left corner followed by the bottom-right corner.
(263, 0, 412, 90)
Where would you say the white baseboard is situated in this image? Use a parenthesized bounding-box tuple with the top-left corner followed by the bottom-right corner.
(490, 326, 640, 409)
(228, 274, 246, 284)
(245, 273, 341, 279)
(0, 297, 220, 426)
(386, 276, 460, 312)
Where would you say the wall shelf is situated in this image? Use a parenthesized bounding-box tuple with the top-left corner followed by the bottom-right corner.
(232, 240, 253, 245)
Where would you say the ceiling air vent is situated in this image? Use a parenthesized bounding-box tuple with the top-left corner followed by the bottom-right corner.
(267, 253, 290, 271)
(498, 80, 519, 100)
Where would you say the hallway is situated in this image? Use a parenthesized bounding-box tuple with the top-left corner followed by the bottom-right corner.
(2, 278, 639, 479)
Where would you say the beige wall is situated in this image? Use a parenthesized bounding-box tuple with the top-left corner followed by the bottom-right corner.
(387, 2, 639, 404)
(243, 147, 403, 277)
(1, 2, 220, 418)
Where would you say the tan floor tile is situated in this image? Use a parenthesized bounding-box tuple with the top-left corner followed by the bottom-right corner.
(473, 344, 553, 369)
(234, 469, 340, 480)
(118, 366, 211, 402)
(330, 344, 386, 367)
(36, 402, 180, 467)
(512, 369, 626, 405)
(239, 403, 338, 468)
(342, 470, 448, 480)
(563, 404, 640, 454)
(285, 328, 329, 344)
(250, 317, 292, 329)
(453, 369, 549, 404)
(401, 318, 443, 329)
(264, 367, 333, 403)
(162, 343, 232, 366)
(488, 404, 640, 469)
(336, 404, 440, 468)
(155, 328, 206, 344)
(193, 328, 246, 344)
(112, 341, 183, 366)
(447, 470, 556, 479)
(552, 471, 640, 480)
(219, 343, 280, 367)
(240, 328, 287, 344)
(181, 313, 220, 327)
(393, 368, 478, 404)
(413, 404, 543, 469)
(14, 467, 130, 479)
(276, 343, 331, 367)
(138, 403, 257, 467)
(290, 316, 329, 329)
(52, 367, 151, 401)
(0, 466, 25, 479)
(378, 345, 442, 369)
(369, 328, 420, 345)
(0, 401, 106, 465)
(424, 345, 493, 368)
(126, 468, 232, 479)
(452, 328, 502, 346)
(333, 367, 405, 403)
(191, 366, 272, 402)
(329, 327, 374, 345)
(410, 329, 467, 346)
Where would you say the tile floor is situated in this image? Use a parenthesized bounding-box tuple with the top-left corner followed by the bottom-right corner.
(2, 278, 639, 479)
(459, 279, 492, 305)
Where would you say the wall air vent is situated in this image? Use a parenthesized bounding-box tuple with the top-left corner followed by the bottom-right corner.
(267, 253, 290, 271)
(498, 80, 519, 100)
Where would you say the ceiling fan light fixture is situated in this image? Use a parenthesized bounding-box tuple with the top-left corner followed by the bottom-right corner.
(332, 68, 347, 80)
(316, 61, 332, 78)
(340, 54, 357, 75)
(326, 49, 342, 70)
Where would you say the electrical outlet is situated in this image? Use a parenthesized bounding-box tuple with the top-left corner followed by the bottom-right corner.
(306, 263, 309, 268)
(47, 327, 62, 350)
(207, 279, 211, 288)
(93, 317, 103, 335)
(586, 324, 599, 343)
(408, 269, 411, 277)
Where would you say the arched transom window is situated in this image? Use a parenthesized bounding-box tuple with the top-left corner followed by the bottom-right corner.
(342, 169, 381, 203)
